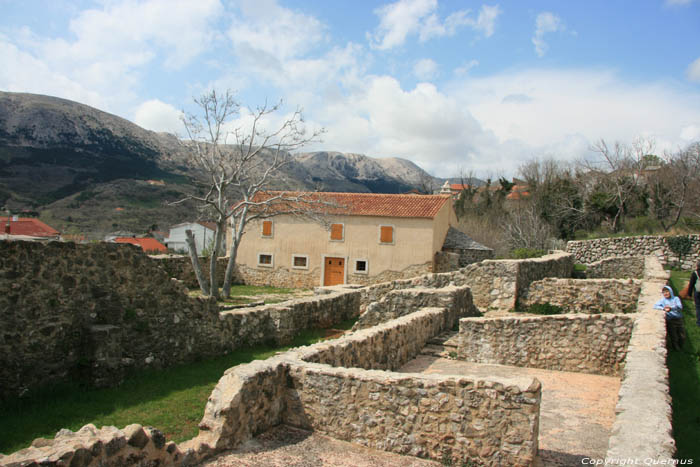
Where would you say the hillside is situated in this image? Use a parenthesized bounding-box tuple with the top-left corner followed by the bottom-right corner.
(0, 91, 441, 237)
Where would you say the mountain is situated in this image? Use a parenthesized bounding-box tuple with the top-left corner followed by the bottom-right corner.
(0, 91, 441, 237)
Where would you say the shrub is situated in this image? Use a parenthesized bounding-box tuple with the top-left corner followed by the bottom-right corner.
(519, 303, 564, 315)
(510, 248, 547, 259)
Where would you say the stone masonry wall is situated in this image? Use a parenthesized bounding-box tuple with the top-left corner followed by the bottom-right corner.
(567, 234, 700, 270)
(443, 247, 495, 268)
(520, 278, 642, 314)
(585, 256, 645, 279)
(299, 308, 453, 371)
(457, 314, 634, 376)
(284, 363, 541, 467)
(0, 241, 359, 399)
(352, 285, 479, 330)
(154, 255, 231, 289)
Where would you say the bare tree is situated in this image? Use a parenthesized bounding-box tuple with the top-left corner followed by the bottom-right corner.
(500, 202, 555, 250)
(648, 142, 700, 231)
(585, 137, 653, 232)
(175, 90, 324, 299)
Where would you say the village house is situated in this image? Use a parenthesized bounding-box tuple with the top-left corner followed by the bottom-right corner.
(0, 216, 60, 240)
(229, 192, 492, 288)
(113, 236, 168, 253)
(164, 221, 220, 255)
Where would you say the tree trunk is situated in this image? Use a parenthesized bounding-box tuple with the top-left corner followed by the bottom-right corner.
(208, 221, 225, 300)
(222, 236, 238, 299)
(186, 229, 209, 295)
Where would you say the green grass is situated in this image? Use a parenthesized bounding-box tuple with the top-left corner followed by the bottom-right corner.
(668, 270, 700, 461)
(189, 285, 305, 306)
(0, 329, 334, 455)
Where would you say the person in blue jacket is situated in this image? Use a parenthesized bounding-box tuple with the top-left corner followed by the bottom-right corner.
(654, 285, 685, 350)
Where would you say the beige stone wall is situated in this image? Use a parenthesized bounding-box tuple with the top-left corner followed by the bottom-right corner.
(585, 255, 645, 279)
(285, 364, 541, 467)
(567, 234, 700, 270)
(352, 285, 479, 330)
(457, 314, 634, 376)
(520, 278, 642, 314)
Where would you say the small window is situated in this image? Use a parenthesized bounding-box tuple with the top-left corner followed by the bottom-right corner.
(330, 223, 344, 241)
(379, 225, 394, 244)
(261, 220, 273, 237)
(257, 253, 273, 267)
(354, 259, 368, 274)
(292, 255, 308, 269)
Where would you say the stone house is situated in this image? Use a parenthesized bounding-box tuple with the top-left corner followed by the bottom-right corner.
(229, 192, 492, 288)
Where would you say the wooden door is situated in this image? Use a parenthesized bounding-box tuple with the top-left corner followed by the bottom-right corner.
(323, 257, 345, 286)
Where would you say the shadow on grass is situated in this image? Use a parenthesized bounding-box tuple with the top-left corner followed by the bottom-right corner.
(0, 326, 335, 455)
(668, 271, 700, 461)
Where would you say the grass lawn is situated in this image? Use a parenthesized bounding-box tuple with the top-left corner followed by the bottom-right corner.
(668, 270, 700, 461)
(189, 284, 306, 306)
(0, 319, 355, 455)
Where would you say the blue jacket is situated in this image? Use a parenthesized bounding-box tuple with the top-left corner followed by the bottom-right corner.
(653, 286, 683, 320)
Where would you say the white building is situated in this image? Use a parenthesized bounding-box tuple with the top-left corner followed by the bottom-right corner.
(165, 222, 221, 254)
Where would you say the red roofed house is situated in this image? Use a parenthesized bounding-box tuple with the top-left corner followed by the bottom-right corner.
(228, 191, 492, 288)
(1, 217, 61, 239)
(114, 237, 168, 254)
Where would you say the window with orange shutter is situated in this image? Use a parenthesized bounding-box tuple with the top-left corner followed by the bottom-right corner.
(330, 223, 344, 241)
(261, 220, 273, 237)
(379, 225, 394, 244)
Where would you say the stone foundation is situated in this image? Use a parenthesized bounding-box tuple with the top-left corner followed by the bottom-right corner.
(519, 278, 642, 314)
(456, 314, 634, 376)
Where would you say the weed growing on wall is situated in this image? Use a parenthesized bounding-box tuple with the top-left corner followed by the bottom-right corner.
(517, 303, 565, 315)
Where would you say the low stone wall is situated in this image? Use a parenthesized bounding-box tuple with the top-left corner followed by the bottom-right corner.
(605, 256, 675, 460)
(567, 234, 700, 270)
(457, 314, 634, 376)
(0, 423, 191, 467)
(285, 363, 541, 466)
(300, 308, 452, 371)
(352, 285, 479, 330)
(519, 278, 642, 314)
(443, 246, 495, 268)
(153, 255, 231, 289)
(585, 256, 645, 279)
(324, 251, 574, 314)
(0, 241, 359, 399)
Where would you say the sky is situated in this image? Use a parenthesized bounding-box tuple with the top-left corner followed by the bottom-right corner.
(1, 0, 700, 178)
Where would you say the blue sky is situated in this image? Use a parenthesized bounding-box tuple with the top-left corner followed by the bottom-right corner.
(1, 0, 699, 177)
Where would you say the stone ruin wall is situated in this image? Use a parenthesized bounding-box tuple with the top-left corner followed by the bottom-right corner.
(351, 285, 479, 330)
(457, 314, 634, 376)
(0, 241, 360, 399)
(4, 306, 542, 467)
(584, 255, 645, 279)
(520, 278, 642, 314)
(443, 246, 495, 268)
(567, 234, 700, 270)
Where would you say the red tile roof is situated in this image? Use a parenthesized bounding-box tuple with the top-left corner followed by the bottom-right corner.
(1, 217, 60, 237)
(114, 237, 168, 253)
(251, 192, 451, 219)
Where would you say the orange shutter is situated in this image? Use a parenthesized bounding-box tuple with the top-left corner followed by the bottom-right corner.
(330, 223, 343, 240)
(262, 220, 272, 237)
(380, 226, 393, 243)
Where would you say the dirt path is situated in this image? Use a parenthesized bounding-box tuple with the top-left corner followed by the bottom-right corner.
(399, 356, 620, 466)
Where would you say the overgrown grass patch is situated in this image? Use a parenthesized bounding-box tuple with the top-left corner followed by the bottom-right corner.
(668, 270, 700, 461)
(0, 331, 328, 455)
(515, 303, 565, 315)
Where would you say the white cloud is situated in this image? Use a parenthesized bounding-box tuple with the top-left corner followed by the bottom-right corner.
(680, 124, 700, 142)
(454, 59, 479, 76)
(532, 12, 565, 57)
(0, 0, 222, 114)
(133, 99, 184, 134)
(228, 0, 326, 62)
(369, 0, 501, 50)
(665, 0, 693, 6)
(413, 58, 438, 80)
(687, 57, 700, 82)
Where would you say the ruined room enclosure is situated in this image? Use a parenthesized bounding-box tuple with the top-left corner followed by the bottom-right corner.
(1, 253, 674, 466)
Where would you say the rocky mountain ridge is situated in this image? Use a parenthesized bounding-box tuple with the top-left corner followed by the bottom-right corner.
(0, 91, 441, 237)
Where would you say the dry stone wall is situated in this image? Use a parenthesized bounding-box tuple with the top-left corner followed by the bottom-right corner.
(567, 234, 700, 270)
(284, 364, 541, 467)
(0, 241, 359, 399)
(457, 314, 634, 376)
(352, 285, 479, 330)
(520, 278, 642, 314)
(585, 256, 645, 279)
